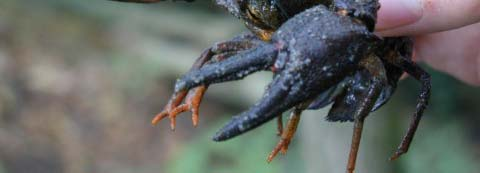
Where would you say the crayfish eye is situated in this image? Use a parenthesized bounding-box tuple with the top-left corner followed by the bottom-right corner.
(246, 6, 262, 21)
(245, 4, 282, 30)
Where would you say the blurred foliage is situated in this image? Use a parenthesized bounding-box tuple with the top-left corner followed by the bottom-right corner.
(0, 1, 479, 173)
(167, 119, 283, 173)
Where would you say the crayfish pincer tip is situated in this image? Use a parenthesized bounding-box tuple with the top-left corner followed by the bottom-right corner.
(212, 128, 233, 141)
(211, 134, 223, 142)
(212, 115, 252, 141)
(212, 130, 230, 141)
(212, 124, 240, 141)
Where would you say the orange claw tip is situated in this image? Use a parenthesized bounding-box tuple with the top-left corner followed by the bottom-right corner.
(267, 150, 280, 163)
(151, 118, 160, 125)
(192, 115, 199, 127)
(389, 152, 403, 161)
(267, 156, 274, 163)
(267, 151, 280, 163)
(169, 122, 176, 131)
(151, 112, 167, 125)
(389, 155, 399, 161)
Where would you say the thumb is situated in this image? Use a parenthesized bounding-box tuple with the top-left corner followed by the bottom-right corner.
(376, 0, 480, 36)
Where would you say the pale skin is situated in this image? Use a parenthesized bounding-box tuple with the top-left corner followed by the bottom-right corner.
(377, 0, 480, 86)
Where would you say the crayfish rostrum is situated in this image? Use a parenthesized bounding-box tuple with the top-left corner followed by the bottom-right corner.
(110, 0, 431, 172)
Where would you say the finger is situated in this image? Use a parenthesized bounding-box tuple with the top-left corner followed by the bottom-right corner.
(377, 0, 480, 36)
(413, 22, 480, 86)
(376, 0, 424, 31)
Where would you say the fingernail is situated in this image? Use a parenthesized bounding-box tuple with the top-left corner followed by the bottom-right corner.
(376, 0, 423, 31)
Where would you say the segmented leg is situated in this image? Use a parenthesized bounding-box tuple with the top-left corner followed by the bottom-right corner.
(346, 80, 383, 173)
(275, 114, 285, 156)
(152, 35, 263, 130)
(344, 55, 387, 173)
(268, 108, 301, 162)
(154, 85, 207, 128)
(388, 57, 431, 160)
(152, 49, 212, 129)
(276, 115, 283, 136)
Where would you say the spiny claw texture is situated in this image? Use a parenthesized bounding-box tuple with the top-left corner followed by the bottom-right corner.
(211, 5, 376, 141)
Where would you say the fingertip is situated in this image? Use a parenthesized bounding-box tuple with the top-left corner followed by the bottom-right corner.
(376, 0, 423, 31)
(377, 0, 480, 37)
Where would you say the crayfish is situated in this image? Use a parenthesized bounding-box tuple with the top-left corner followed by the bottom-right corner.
(110, 0, 431, 172)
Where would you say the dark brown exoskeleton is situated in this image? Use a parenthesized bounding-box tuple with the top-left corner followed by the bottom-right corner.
(110, 0, 431, 172)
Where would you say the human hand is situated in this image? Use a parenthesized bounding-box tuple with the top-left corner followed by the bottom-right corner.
(376, 0, 480, 86)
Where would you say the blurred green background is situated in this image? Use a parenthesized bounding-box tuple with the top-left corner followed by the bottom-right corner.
(0, 1, 479, 173)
